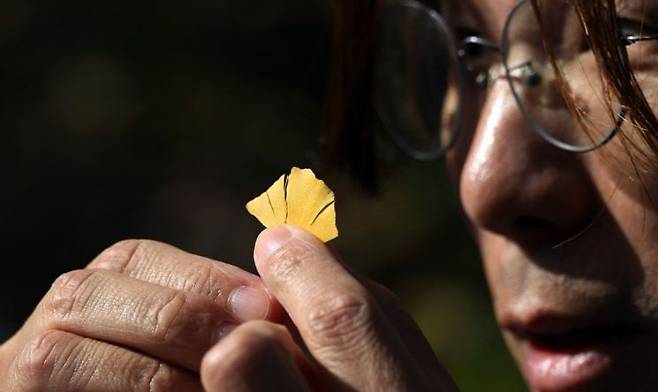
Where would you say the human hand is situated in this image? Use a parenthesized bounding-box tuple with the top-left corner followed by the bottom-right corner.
(0, 239, 282, 391)
(200, 225, 459, 391)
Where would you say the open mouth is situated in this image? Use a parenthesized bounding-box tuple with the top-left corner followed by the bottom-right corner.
(515, 325, 641, 392)
(527, 326, 631, 353)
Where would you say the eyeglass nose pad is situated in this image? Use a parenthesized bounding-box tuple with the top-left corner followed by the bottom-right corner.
(503, 58, 566, 110)
(479, 62, 544, 91)
(507, 61, 542, 87)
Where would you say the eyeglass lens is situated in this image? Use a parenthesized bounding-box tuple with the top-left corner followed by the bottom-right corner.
(502, 0, 622, 152)
(374, 1, 464, 160)
(373, 0, 655, 157)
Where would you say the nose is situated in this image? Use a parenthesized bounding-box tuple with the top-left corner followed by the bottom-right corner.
(456, 79, 601, 248)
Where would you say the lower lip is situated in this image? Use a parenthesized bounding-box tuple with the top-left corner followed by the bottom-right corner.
(522, 337, 619, 391)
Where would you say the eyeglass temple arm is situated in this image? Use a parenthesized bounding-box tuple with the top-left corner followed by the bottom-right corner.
(621, 34, 658, 46)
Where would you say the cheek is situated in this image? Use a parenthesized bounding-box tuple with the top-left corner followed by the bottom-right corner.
(585, 152, 658, 318)
(478, 237, 505, 301)
(605, 191, 658, 317)
(476, 233, 527, 312)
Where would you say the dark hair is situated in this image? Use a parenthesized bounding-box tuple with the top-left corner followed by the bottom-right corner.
(321, 0, 378, 192)
(323, 0, 658, 190)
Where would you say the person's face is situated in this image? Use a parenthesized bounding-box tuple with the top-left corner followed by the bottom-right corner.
(442, 0, 658, 391)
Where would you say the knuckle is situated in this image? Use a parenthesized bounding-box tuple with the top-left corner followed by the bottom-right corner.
(44, 269, 98, 323)
(89, 239, 225, 302)
(143, 362, 175, 392)
(87, 239, 145, 272)
(179, 264, 221, 301)
(9, 330, 185, 392)
(307, 293, 376, 349)
(85, 346, 171, 392)
(10, 330, 76, 391)
(151, 291, 188, 342)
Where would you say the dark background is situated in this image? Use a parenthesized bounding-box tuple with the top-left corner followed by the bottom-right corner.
(1, 0, 525, 389)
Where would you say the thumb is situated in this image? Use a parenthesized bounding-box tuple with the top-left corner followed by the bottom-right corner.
(253, 225, 425, 390)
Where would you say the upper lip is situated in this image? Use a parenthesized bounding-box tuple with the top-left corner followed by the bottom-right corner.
(500, 309, 642, 340)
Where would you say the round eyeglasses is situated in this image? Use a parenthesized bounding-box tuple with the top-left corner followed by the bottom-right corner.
(373, 0, 658, 160)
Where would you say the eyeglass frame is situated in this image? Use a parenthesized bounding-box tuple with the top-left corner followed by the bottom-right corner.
(375, 0, 658, 160)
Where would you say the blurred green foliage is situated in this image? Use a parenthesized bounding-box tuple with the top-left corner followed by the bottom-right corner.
(1, 0, 524, 390)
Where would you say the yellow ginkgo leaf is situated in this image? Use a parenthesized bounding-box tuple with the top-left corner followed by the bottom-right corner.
(246, 167, 338, 242)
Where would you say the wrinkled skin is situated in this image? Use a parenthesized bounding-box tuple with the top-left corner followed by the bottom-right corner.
(0, 229, 459, 392)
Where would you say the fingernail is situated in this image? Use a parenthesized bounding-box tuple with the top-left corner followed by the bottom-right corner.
(254, 225, 293, 263)
(212, 323, 237, 343)
(228, 286, 271, 321)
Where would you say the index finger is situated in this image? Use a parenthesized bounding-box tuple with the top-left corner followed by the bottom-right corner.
(88, 239, 282, 322)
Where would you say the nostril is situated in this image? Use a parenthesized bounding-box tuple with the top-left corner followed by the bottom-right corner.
(514, 215, 554, 230)
(512, 216, 566, 248)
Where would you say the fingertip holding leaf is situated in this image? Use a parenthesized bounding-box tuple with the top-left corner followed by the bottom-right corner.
(246, 167, 338, 242)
